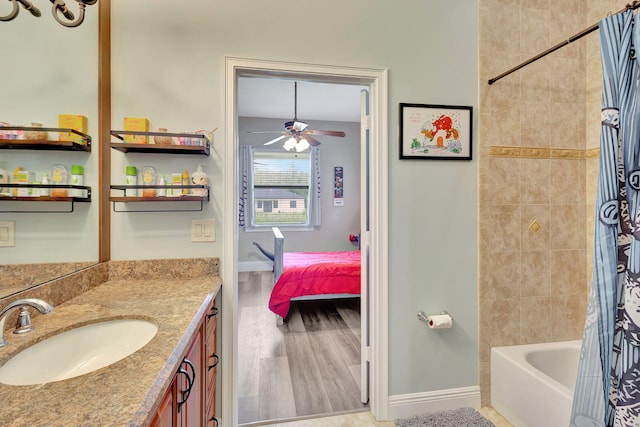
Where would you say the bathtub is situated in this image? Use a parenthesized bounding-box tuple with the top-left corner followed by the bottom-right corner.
(491, 340, 581, 427)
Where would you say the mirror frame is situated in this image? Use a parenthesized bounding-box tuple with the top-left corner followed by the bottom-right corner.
(99, 0, 110, 262)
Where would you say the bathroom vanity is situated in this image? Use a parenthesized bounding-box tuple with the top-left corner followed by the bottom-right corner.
(0, 259, 221, 426)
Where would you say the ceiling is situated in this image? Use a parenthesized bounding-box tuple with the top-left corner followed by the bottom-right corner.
(237, 77, 366, 123)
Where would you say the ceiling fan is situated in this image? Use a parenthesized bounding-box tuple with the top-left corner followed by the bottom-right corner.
(249, 81, 346, 152)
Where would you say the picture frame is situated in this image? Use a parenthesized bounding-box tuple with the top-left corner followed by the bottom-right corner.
(399, 103, 473, 160)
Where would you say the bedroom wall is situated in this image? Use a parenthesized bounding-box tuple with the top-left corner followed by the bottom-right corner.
(237, 117, 361, 271)
(111, 0, 478, 404)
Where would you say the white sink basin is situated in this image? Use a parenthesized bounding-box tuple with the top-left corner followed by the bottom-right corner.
(0, 318, 158, 386)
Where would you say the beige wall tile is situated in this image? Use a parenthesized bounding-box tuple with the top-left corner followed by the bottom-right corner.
(585, 157, 599, 205)
(487, 205, 522, 252)
(520, 158, 550, 204)
(520, 98, 551, 146)
(488, 5, 522, 54)
(548, 57, 584, 104)
(482, 157, 522, 204)
(520, 7, 550, 57)
(481, 51, 522, 103)
(553, 2, 584, 18)
(486, 251, 521, 299)
(490, 298, 521, 347)
(549, 204, 586, 250)
(488, 102, 523, 147)
(549, 13, 584, 59)
(521, 204, 550, 251)
(551, 294, 587, 340)
(550, 249, 588, 295)
(520, 251, 550, 297)
(479, 0, 591, 406)
(548, 102, 586, 149)
(549, 158, 586, 205)
(479, 359, 491, 407)
(526, 0, 549, 10)
(520, 296, 552, 343)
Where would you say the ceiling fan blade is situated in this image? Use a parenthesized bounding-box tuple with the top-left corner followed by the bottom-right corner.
(305, 129, 346, 137)
(264, 135, 287, 146)
(305, 136, 322, 147)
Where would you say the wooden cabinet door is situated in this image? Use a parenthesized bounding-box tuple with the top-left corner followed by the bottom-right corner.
(151, 297, 218, 427)
(205, 300, 218, 402)
(204, 300, 220, 427)
(179, 328, 203, 427)
(150, 379, 176, 427)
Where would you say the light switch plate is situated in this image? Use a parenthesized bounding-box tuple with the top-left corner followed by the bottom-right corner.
(191, 219, 215, 242)
(0, 221, 15, 247)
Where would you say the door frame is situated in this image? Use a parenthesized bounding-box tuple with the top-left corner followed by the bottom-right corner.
(221, 57, 389, 425)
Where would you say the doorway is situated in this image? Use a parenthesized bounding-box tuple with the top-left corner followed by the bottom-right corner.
(221, 57, 389, 427)
(237, 75, 366, 424)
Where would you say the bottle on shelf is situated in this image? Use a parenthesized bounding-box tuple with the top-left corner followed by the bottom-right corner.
(191, 164, 208, 196)
(125, 166, 137, 196)
(40, 173, 51, 197)
(170, 173, 182, 197)
(50, 164, 69, 197)
(181, 169, 189, 195)
(12, 167, 23, 196)
(158, 175, 167, 197)
(70, 165, 84, 198)
(142, 166, 157, 197)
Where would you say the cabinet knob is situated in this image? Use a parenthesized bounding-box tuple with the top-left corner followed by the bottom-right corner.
(209, 416, 219, 427)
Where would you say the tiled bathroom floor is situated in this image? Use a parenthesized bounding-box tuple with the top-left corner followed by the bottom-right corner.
(253, 407, 512, 427)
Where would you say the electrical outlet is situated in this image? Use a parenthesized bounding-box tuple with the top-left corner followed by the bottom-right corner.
(0, 221, 15, 247)
(191, 219, 215, 242)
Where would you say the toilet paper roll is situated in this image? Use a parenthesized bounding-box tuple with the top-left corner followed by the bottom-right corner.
(427, 314, 453, 329)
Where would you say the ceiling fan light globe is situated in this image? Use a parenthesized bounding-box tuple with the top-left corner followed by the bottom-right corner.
(295, 138, 310, 152)
(283, 137, 297, 151)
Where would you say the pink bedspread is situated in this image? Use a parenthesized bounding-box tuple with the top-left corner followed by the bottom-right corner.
(268, 250, 361, 318)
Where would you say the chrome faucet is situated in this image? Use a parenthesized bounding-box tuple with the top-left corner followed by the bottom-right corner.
(0, 298, 54, 347)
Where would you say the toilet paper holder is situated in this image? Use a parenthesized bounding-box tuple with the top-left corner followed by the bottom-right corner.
(417, 310, 453, 322)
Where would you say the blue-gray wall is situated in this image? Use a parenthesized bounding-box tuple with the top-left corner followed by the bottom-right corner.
(111, 0, 480, 397)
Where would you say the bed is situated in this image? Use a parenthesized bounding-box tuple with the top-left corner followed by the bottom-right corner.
(253, 227, 361, 321)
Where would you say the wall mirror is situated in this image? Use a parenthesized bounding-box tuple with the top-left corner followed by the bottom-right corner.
(0, 6, 101, 299)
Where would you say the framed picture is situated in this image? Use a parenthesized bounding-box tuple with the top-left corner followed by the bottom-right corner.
(333, 166, 344, 206)
(399, 103, 472, 160)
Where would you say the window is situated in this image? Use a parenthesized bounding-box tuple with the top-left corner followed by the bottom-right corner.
(243, 147, 321, 228)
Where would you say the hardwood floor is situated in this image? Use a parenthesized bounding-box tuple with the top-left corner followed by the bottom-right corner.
(238, 271, 367, 425)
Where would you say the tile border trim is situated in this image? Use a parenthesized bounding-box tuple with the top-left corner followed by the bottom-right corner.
(489, 146, 600, 159)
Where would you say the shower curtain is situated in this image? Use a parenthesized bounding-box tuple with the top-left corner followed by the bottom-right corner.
(571, 10, 640, 427)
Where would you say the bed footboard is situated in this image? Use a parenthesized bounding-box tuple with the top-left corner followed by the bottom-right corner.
(272, 227, 284, 282)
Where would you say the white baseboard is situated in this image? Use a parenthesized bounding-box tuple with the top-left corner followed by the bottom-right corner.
(238, 261, 272, 272)
(387, 386, 481, 420)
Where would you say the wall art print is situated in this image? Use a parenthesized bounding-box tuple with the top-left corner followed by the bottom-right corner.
(333, 166, 344, 206)
(399, 103, 472, 160)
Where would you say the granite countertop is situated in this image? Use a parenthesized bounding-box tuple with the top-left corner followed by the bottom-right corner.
(0, 274, 222, 427)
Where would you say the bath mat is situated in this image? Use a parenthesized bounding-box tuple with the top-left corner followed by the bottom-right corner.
(395, 407, 495, 427)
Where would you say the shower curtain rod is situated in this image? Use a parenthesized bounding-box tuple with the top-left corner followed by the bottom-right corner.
(487, 1, 640, 85)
